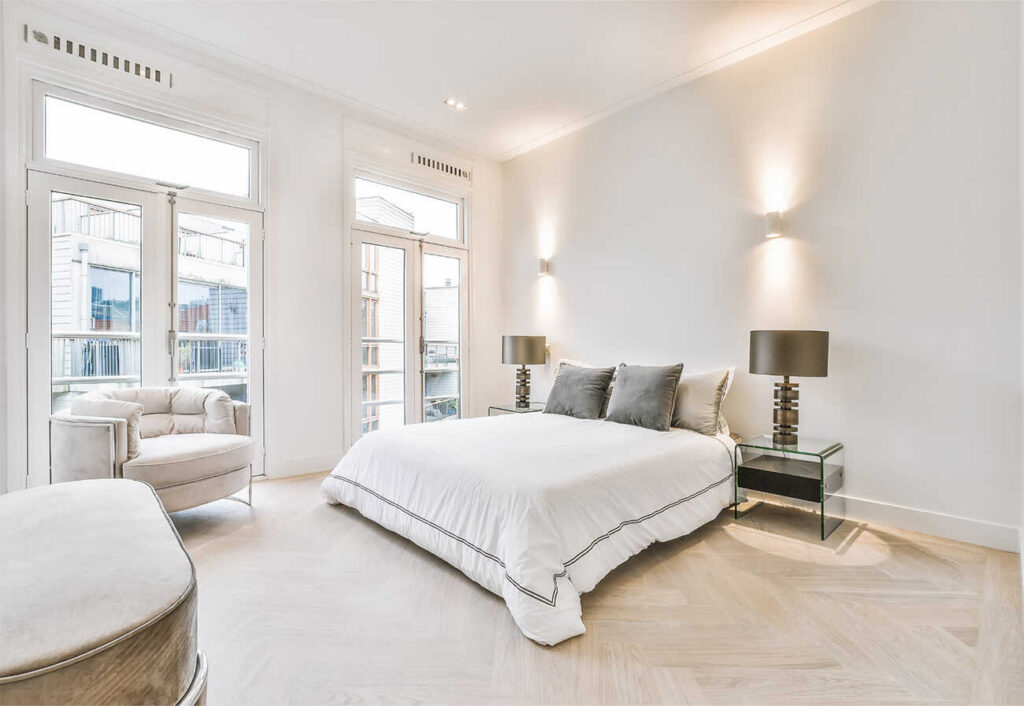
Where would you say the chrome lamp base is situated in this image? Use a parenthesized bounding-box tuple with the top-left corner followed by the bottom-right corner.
(773, 376, 799, 447)
(515, 365, 532, 408)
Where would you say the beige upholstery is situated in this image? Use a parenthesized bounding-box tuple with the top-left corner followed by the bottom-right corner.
(69, 398, 144, 458)
(0, 479, 204, 704)
(124, 434, 254, 489)
(87, 387, 236, 438)
(51, 387, 253, 513)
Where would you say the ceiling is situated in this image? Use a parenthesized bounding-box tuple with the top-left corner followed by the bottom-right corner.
(92, 1, 868, 161)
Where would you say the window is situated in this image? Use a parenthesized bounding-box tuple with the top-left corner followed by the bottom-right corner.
(178, 281, 248, 334)
(44, 94, 252, 198)
(355, 177, 460, 241)
(88, 266, 139, 332)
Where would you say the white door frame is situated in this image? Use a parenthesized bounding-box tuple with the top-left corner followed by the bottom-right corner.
(421, 241, 469, 425)
(352, 229, 420, 434)
(27, 170, 166, 486)
(350, 228, 470, 442)
(173, 196, 266, 476)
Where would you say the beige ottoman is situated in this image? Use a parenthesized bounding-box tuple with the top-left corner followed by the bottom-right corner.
(0, 479, 207, 705)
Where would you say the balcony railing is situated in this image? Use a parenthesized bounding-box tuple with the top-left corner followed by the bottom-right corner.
(53, 199, 141, 245)
(51, 331, 140, 384)
(179, 230, 245, 267)
(177, 333, 247, 378)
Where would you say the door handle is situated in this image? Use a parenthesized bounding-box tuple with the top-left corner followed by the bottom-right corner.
(168, 330, 178, 382)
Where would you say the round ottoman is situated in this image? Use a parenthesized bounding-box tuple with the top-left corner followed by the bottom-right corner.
(0, 479, 207, 705)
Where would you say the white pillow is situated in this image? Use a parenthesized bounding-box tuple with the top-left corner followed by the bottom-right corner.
(71, 397, 144, 459)
(672, 367, 734, 435)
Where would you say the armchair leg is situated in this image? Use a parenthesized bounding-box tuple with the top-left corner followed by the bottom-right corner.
(225, 465, 254, 508)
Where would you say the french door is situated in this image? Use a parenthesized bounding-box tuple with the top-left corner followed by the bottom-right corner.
(354, 229, 468, 437)
(26, 171, 264, 486)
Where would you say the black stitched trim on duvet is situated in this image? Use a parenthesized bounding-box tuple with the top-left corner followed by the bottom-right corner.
(328, 472, 732, 607)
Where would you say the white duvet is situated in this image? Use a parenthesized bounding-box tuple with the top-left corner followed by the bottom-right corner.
(321, 412, 735, 645)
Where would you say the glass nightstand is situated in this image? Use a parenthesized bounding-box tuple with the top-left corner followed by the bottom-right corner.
(488, 403, 545, 415)
(734, 435, 845, 540)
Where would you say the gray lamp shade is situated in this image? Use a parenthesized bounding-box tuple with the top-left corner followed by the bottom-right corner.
(749, 330, 829, 377)
(502, 335, 546, 365)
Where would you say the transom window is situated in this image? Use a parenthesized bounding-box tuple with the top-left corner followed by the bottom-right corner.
(41, 90, 255, 199)
(355, 177, 461, 241)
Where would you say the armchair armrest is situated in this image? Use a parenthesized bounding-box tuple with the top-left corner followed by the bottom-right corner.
(50, 414, 129, 483)
(232, 401, 251, 437)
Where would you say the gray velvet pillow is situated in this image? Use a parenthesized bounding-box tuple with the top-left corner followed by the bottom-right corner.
(543, 363, 615, 419)
(605, 363, 685, 431)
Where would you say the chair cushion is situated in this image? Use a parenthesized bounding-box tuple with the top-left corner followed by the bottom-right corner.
(123, 433, 254, 489)
(89, 387, 236, 437)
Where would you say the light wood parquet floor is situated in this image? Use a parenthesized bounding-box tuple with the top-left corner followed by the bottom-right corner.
(170, 472, 1024, 705)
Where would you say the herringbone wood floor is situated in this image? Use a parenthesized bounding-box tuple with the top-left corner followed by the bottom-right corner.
(170, 472, 1024, 705)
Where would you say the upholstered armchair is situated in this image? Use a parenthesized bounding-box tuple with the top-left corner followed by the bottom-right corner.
(50, 387, 254, 512)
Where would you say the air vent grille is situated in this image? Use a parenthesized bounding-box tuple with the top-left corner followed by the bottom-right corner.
(411, 152, 471, 183)
(23, 25, 172, 88)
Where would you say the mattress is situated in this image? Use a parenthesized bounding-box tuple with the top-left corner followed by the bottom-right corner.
(321, 412, 735, 645)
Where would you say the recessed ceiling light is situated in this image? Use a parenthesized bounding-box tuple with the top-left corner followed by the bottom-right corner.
(444, 97, 468, 112)
(444, 98, 457, 107)
(455, 102, 466, 111)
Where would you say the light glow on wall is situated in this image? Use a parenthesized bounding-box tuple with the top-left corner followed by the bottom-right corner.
(760, 156, 795, 214)
(538, 223, 556, 260)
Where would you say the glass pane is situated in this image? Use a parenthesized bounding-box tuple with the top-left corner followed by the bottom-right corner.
(822, 448, 845, 540)
(355, 177, 459, 240)
(362, 243, 406, 433)
(176, 213, 250, 402)
(45, 96, 250, 198)
(50, 192, 142, 412)
(423, 253, 461, 422)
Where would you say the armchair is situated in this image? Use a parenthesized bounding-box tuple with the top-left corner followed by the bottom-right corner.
(51, 387, 254, 512)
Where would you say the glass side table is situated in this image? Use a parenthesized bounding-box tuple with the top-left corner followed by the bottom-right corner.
(488, 403, 545, 415)
(734, 436, 845, 540)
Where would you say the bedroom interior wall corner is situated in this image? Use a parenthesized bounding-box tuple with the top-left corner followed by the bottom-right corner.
(501, 0, 1022, 551)
(468, 158, 507, 418)
(1018, 0, 1023, 573)
(0, 0, 7, 496)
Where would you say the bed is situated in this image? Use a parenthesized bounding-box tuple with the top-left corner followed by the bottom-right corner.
(320, 411, 735, 645)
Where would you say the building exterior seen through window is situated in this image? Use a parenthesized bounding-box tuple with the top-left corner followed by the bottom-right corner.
(49, 193, 251, 411)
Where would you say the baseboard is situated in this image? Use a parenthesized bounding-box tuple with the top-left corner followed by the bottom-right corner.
(264, 452, 342, 479)
(745, 490, 1019, 552)
(839, 494, 1019, 552)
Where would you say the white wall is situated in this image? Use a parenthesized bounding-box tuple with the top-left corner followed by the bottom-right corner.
(1019, 0, 1024, 573)
(1, 2, 505, 489)
(503, 1, 1021, 550)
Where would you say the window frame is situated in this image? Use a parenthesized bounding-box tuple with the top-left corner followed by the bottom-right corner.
(31, 82, 262, 208)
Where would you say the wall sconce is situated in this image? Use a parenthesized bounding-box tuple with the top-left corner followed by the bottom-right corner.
(765, 211, 783, 239)
(538, 258, 551, 276)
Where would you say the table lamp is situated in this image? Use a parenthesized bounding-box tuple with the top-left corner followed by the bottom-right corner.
(749, 330, 829, 447)
(502, 335, 546, 408)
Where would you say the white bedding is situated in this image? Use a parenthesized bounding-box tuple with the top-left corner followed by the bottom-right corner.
(320, 412, 735, 645)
